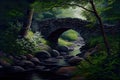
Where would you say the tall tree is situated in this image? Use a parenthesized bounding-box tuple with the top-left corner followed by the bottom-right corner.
(19, 8, 34, 38)
(0, 0, 34, 38)
(19, 0, 35, 38)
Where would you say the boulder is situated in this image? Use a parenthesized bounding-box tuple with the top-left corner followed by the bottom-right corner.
(0, 60, 11, 67)
(13, 59, 21, 66)
(56, 56, 64, 59)
(68, 47, 74, 51)
(76, 52, 85, 57)
(35, 66, 45, 70)
(57, 46, 69, 52)
(35, 51, 51, 60)
(30, 57, 40, 65)
(44, 58, 58, 64)
(20, 55, 27, 60)
(0, 65, 3, 68)
(11, 66, 25, 72)
(64, 55, 74, 60)
(14, 56, 21, 60)
(60, 52, 68, 56)
(68, 56, 83, 65)
(26, 54, 34, 60)
(0, 64, 25, 73)
(76, 43, 81, 46)
(79, 44, 89, 52)
(18, 60, 35, 68)
(51, 49, 60, 57)
(8, 55, 14, 60)
(42, 68, 51, 72)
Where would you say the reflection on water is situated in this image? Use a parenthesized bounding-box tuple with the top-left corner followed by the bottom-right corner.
(31, 59, 69, 80)
(57, 58, 69, 66)
(32, 74, 46, 80)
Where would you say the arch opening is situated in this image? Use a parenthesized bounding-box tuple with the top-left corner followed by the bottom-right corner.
(59, 29, 85, 56)
(47, 28, 85, 55)
(47, 28, 70, 45)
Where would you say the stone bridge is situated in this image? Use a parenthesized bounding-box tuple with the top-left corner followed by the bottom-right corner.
(32, 18, 119, 46)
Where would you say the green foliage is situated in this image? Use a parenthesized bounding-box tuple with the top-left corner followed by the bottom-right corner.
(0, 22, 21, 54)
(29, 32, 47, 44)
(0, 23, 35, 55)
(15, 31, 48, 55)
(15, 38, 36, 55)
(75, 35, 120, 80)
(60, 29, 79, 41)
(34, 8, 61, 20)
(102, 0, 120, 23)
(88, 35, 120, 53)
(76, 53, 120, 80)
(81, 0, 120, 24)
(0, 0, 29, 25)
(88, 36, 104, 47)
(0, 22, 48, 55)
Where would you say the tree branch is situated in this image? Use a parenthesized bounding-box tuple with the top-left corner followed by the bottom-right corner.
(66, 3, 94, 13)
(51, 3, 94, 13)
(89, 0, 111, 56)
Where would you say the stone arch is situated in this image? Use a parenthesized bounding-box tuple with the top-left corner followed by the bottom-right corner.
(31, 18, 119, 48)
(34, 18, 92, 47)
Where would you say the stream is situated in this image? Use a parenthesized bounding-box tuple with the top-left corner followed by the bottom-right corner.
(0, 36, 85, 80)
(69, 36, 85, 56)
(31, 36, 85, 80)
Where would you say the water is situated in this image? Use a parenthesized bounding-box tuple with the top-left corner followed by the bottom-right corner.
(69, 46, 81, 56)
(69, 37, 85, 56)
(32, 37, 85, 80)
(32, 74, 44, 80)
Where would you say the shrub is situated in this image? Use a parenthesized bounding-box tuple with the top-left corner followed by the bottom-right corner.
(15, 31, 49, 55)
(76, 53, 120, 80)
(74, 35, 120, 80)
(0, 22, 21, 54)
(0, 22, 48, 55)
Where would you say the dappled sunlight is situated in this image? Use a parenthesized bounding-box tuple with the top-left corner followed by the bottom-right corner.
(56, 7, 86, 20)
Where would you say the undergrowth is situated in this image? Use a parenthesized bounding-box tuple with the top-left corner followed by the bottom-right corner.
(75, 35, 120, 80)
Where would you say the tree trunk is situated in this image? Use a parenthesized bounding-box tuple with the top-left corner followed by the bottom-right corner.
(19, 8, 34, 38)
(89, 0, 111, 56)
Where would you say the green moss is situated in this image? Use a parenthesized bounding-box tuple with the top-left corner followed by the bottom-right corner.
(60, 29, 79, 41)
(58, 38, 73, 46)
(26, 30, 34, 39)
